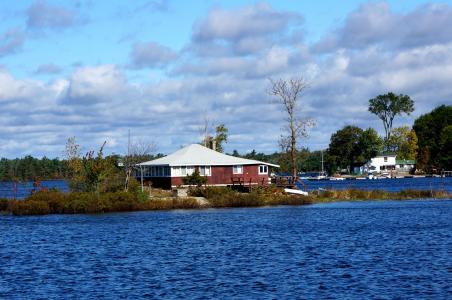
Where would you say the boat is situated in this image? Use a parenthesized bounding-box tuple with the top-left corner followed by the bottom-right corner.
(284, 188, 309, 196)
(329, 176, 346, 181)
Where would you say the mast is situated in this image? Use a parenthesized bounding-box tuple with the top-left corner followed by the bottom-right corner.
(321, 150, 324, 174)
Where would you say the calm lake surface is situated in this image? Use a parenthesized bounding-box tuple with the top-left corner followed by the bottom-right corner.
(1, 200, 452, 299)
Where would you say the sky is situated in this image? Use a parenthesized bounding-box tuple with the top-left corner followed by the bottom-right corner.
(0, 0, 451, 158)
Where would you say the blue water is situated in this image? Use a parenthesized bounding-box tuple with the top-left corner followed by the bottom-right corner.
(0, 177, 450, 199)
(1, 200, 451, 299)
(299, 177, 452, 192)
(0, 180, 69, 199)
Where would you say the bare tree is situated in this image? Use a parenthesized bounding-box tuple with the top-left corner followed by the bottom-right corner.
(198, 114, 211, 147)
(269, 77, 314, 178)
(124, 138, 157, 191)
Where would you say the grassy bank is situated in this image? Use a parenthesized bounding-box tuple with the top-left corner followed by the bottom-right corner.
(0, 187, 450, 216)
(312, 188, 450, 202)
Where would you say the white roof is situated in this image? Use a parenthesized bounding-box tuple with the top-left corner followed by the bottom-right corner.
(138, 144, 279, 167)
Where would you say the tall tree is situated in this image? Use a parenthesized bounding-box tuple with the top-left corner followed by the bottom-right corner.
(328, 126, 383, 174)
(386, 126, 418, 160)
(368, 92, 414, 144)
(269, 77, 314, 178)
(214, 124, 228, 153)
(438, 125, 452, 170)
(413, 105, 452, 171)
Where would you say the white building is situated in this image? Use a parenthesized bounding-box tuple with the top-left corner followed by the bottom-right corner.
(395, 159, 416, 172)
(355, 154, 416, 174)
(355, 154, 397, 174)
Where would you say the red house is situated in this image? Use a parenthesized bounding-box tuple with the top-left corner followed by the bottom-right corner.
(137, 144, 279, 189)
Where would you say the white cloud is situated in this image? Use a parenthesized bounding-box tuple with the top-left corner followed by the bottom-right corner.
(1, 2, 452, 158)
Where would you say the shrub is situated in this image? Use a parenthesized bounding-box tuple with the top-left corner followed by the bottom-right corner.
(182, 170, 208, 187)
(11, 200, 50, 216)
(0, 198, 8, 211)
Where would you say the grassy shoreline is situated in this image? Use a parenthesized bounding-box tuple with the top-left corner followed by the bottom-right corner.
(0, 187, 450, 216)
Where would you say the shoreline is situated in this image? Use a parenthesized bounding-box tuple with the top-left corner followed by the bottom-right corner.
(1, 187, 451, 216)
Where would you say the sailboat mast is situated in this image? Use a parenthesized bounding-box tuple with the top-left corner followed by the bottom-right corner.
(321, 150, 324, 174)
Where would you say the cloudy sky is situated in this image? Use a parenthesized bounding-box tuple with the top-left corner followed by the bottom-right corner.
(1, 0, 451, 158)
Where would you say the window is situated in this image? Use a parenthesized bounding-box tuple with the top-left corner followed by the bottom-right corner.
(143, 166, 170, 177)
(172, 166, 180, 176)
(187, 166, 194, 175)
(181, 166, 187, 176)
(233, 165, 243, 174)
(259, 165, 268, 174)
(199, 166, 211, 176)
(384, 157, 388, 162)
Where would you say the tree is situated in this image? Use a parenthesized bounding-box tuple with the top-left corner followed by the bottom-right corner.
(386, 126, 418, 160)
(269, 77, 314, 178)
(328, 126, 383, 174)
(368, 92, 414, 144)
(123, 138, 157, 191)
(199, 119, 229, 153)
(359, 128, 384, 163)
(213, 124, 228, 153)
(65, 139, 123, 193)
(413, 105, 452, 171)
(439, 125, 452, 170)
(182, 170, 208, 187)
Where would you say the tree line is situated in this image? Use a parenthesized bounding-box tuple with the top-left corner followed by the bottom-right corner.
(0, 156, 70, 181)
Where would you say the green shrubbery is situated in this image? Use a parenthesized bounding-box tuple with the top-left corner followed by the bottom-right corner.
(5, 189, 203, 216)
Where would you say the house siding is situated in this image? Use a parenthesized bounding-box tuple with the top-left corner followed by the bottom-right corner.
(142, 165, 269, 189)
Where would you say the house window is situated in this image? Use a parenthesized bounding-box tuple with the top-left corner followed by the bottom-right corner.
(187, 166, 194, 175)
(259, 165, 268, 174)
(384, 157, 388, 162)
(172, 166, 180, 176)
(199, 166, 211, 176)
(233, 165, 243, 174)
(181, 166, 187, 176)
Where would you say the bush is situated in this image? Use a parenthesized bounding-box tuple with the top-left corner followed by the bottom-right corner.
(11, 200, 50, 216)
(0, 198, 8, 211)
(182, 170, 208, 187)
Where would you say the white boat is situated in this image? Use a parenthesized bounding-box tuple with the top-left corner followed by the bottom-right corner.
(329, 177, 346, 181)
(284, 188, 309, 196)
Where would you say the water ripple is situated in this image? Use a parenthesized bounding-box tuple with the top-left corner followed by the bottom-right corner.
(1, 200, 452, 299)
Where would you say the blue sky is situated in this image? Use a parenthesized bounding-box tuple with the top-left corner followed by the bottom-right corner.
(1, 0, 452, 158)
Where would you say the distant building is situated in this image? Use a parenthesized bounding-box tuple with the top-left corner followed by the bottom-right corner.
(395, 159, 416, 172)
(136, 144, 279, 189)
(355, 154, 417, 174)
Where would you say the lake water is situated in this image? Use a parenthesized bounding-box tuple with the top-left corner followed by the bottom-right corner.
(1, 200, 451, 299)
(299, 176, 452, 192)
(0, 177, 450, 199)
(0, 180, 69, 199)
